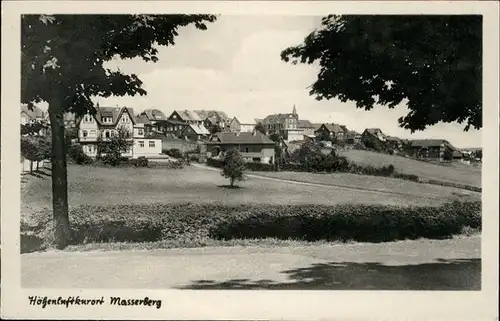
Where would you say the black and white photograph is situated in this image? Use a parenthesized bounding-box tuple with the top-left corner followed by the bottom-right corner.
(1, 1, 499, 320)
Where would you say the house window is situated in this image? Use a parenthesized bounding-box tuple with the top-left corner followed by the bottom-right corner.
(252, 157, 261, 163)
(138, 129, 144, 136)
(105, 131, 110, 138)
(139, 141, 144, 148)
(244, 147, 249, 153)
(110, 131, 116, 137)
(82, 130, 88, 137)
(149, 141, 155, 148)
(90, 130, 96, 136)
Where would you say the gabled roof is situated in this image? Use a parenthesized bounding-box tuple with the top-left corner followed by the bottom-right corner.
(172, 110, 203, 122)
(317, 123, 347, 133)
(96, 107, 136, 126)
(142, 109, 167, 121)
(364, 128, 385, 135)
(135, 114, 151, 125)
(77, 106, 136, 127)
(298, 119, 314, 128)
(262, 113, 297, 124)
(312, 123, 323, 131)
(409, 139, 454, 148)
(207, 132, 274, 145)
(183, 124, 210, 135)
(21, 104, 45, 120)
(386, 136, 402, 142)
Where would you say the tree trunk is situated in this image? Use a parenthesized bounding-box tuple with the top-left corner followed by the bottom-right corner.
(36, 161, 39, 171)
(230, 177, 234, 187)
(29, 161, 33, 173)
(48, 98, 71, 249)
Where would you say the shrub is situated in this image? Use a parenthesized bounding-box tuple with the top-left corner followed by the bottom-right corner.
(163, 148, 183, 159)
(26, 201, 481, 246)
(136, 156, 149, 167)
(189, 155, 199, 162)
(67, 144, 93, 165)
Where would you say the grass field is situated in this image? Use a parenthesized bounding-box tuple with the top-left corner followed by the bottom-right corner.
(20, 163, 479, 221)
(338, 149, 481, 188)
(253, 171, 480, 202)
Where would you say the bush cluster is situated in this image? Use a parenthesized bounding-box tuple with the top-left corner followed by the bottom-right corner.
(162, 148, 183, 159)
(28, 201, 481, 246)
(206, 158, 275, 172)
(67, 144, 93, 165)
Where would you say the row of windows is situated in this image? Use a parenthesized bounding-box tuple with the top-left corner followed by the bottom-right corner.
(138, 140, 156, 148)
(83, 114, 130, 124)
(81, 129, 143, 138)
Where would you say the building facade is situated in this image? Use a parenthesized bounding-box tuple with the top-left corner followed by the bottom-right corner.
(206, 131, 276, 164)
(77, 106, 161, 159)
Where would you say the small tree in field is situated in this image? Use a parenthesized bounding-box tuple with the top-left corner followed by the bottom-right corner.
(221, 148, 246, 187)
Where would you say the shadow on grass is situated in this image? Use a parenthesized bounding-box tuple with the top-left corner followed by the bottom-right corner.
(178, 258, 481, 290)
(217, 185, 245, 189)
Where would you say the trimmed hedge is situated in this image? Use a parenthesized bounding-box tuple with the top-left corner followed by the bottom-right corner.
(206, 157, 275, 172)
(27, 201, 481, 246)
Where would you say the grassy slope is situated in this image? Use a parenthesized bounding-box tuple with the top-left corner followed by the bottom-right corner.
(253, 171, 480, 203)
(338, 149, 481, 187)
(20, 164, 469, 220)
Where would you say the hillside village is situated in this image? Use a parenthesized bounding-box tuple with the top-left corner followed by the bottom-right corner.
(21, 103, 482, 170)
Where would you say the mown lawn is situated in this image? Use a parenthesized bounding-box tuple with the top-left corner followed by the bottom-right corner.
(338, 149, 481, 188)
(20, 164, 463, 220)
(253, 171, 480, 203)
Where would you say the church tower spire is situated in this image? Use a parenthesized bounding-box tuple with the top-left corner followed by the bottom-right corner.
(292, 104, 297, 118)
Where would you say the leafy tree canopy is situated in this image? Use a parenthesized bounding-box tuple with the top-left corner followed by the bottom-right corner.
(221, 148, 246, 187)
(281, 15, 482, 132)
(22, 14, 217, 115)
(254, 122, 266, 135)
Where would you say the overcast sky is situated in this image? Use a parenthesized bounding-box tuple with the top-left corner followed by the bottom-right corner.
(67, 15, 483, 148)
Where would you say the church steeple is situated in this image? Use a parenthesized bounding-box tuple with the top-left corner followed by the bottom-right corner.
(292, 104, 297, 118)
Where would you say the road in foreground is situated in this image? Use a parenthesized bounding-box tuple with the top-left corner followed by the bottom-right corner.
(22, 236, 480, 290)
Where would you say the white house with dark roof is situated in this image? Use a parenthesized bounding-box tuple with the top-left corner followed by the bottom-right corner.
(206, 131, 276, 164)
(77, 106, 161, 158)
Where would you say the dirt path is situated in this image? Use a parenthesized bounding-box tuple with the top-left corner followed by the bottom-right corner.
(22, 236, 480, 290)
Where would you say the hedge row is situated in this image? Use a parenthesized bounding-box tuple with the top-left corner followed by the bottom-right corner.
(29, 201, 481, 246)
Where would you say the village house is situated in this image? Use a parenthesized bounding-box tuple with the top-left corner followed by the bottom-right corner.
(385, 136, 405, 150)
(261, 105, 313, 142)
(298, 119, 315, 137)
(194, 110, 230, 131)
(406, 139, 458, 161)
(136, 108, 168, 133)
(168, 110, 205, 126)
(206, 131, 276, 164)
(21, 104, 45, 125)
(77, 106, 161, 159)
(346, 130, 362, 144)
(228, 117, 256, 133)
(181, 123, 210, 141)
(314, 123, 349, 141)
(362, 128, 387, 142)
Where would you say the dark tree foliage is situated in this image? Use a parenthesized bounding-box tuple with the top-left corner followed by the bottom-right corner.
(281, 15, 482, 132)
(254, 122, 266, 135)
(21, 14, 217, 248)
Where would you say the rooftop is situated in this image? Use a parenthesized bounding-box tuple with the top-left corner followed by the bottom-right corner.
(207, 131, 274, 145)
